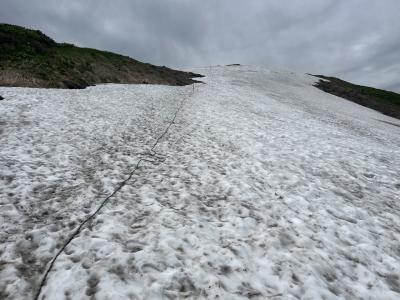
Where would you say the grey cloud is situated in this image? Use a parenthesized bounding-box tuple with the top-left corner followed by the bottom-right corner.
(1, 0, 399, 91)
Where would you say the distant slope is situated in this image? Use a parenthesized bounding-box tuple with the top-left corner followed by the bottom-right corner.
(314, 75, 400, 119)
(0, 23, 202, 89)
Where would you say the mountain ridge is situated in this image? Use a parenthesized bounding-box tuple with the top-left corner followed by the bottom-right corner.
(0, 23, 202, 89)
(313, 75, 400, 119)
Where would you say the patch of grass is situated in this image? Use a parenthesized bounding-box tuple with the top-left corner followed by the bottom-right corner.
(0, 23, 202, 88)
(314, 75, 400, 119)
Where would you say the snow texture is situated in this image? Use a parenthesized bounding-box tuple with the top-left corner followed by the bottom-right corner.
(1, 65, 400, 299)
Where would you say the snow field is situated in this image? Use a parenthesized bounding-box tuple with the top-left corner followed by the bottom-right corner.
(1, 66, 400, 299)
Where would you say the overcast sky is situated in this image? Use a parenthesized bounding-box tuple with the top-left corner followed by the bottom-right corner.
(1, 0, 400, 91)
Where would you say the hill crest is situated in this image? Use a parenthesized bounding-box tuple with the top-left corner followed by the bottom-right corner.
(0, 23, 202, 89)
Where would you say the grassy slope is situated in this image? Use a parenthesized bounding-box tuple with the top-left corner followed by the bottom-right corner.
(0, 23, 202, 89)
(314, 75, 400, 120)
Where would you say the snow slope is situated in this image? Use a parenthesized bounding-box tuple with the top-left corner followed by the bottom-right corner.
(0, 66, 399, 299)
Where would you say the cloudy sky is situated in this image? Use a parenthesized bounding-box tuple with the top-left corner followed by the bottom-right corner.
(1, 0, 400, 91)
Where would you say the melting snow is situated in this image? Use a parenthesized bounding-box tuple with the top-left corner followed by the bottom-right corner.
(1, 66, 400, 299)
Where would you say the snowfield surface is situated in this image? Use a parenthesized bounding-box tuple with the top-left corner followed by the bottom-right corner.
(1, 66, 400, 299)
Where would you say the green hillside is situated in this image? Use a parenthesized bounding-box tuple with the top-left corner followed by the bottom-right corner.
(0, 23, 202, 89)
(314, 75, 400, 119)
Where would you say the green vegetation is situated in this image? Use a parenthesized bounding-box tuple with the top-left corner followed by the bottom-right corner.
(0, 23, 202, 88)
(314, 75, 400, 119)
